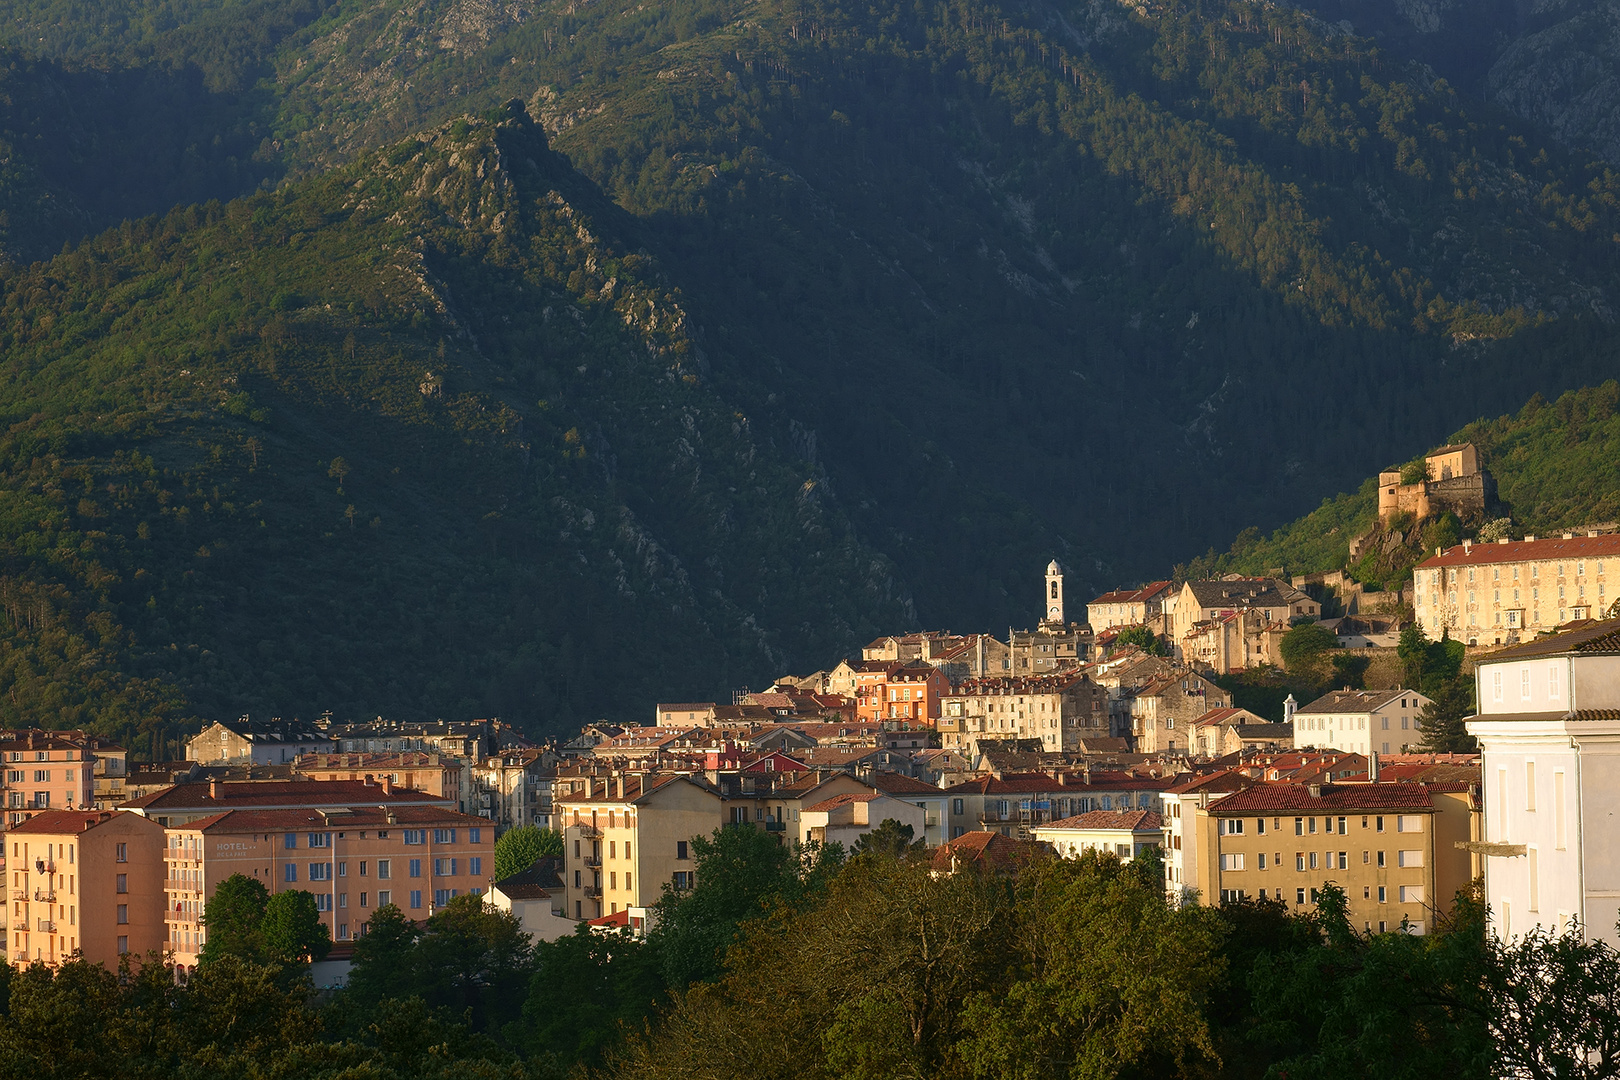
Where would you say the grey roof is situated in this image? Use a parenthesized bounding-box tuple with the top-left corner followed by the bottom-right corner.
(1477, 620, 1620, 661)
(1183, 579, 1295, 610)
(1296, 689, 1411, 715)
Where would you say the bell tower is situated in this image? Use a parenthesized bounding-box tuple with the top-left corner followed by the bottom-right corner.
(1044, 559, 1064, 625)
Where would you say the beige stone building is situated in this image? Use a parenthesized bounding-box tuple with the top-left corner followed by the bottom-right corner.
(1032, 809, 1162, 861)
(1181, 608, 1287, 673)
(8, 809, 166, 970)
(1377, 443, 1493, 524)
(938, 674, 1110, 754)
(1128, 670, 1233, 755)
(1, 732, 97, 827)
(1086, 582, 1175, 633)
(1414, 533, 1620, 645)
(1171, 579, 1319, 659)
(187, 718, 334, 766)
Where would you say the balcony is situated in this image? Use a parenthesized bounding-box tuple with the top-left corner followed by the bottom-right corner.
(582, 854, 602, 869)
(583, 885, 602, 900)
(32, 889, 54, 903)
(764, 821, 787, 832)
(574, 824, 602, 839)
(36, 920, 55, 933)
(10, 889, 26, 901)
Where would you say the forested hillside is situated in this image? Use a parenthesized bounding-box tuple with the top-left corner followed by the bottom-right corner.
(0, 0, 1613, 736)
(0, 106, 907, 749)
(1190, 382, 1620, 587)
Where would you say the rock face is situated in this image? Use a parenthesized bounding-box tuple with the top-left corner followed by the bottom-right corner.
(1488, 0, 1620, 166)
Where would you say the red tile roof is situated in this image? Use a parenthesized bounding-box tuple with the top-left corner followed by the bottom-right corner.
(929, 830, 1046, 872)
(1208, 782, 1433, 814)
(867, 772, 944, 795)
(1163, 769, 1255, 796)
(177, 805, 491, 832)
(7, 809, 142, 834)
(1040, 809, 1162, 831)
(121, 779, 451, 812)
(803, 792, 883, 813)
(1418, 535, 1620, 571)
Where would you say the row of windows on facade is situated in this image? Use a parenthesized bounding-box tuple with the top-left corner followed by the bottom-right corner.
(1218, 814, 1425, 835)
(13, 932, 131, 956)
(1430, 560, 1606, 586)
(1217, 849, 1425, 871)
(3, 750, 87, 762)
(275, 828, 479, 848)
(279, 856, 482, 882)
(4, 769, 80, 783)
(951, 794, 1153, 815)
(9, 840, 125, 864)
(1218, 884, 1424, 910)
(1490, 667, 1565, 703)
(1298, 715, 1415, 731)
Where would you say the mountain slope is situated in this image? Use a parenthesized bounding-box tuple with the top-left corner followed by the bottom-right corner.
(0, 105, 907, 747)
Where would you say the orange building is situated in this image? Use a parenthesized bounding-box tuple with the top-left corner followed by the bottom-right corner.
(163, 805, 492, 970)
(1, 732, 97, 827)
(855, 661, 949, 726)
(7, 809, 166, 970)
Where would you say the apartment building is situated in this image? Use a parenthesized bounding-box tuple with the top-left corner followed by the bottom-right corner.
(554, 773, 725, 923)
(1414, 533, 1620, 645)
(1087, 581, 1175, 634)
(162, 805, 492, 970)
(938, 674, 1110, 754)
(187, 717, 334, 765)
(1293, 689, 1432, 757)
(0, 732, 97, 827)
(1191, 782, 1475, 934)
(295, 752, 463, 805)
(1465, 619, 1620, 945)
(1128, 670, 1233, 755)
(944, 772, 1167, 841)
(7, 809, 165, 969)
(1031, 809, 1162, 862)
(1162, 769, 1254, 902)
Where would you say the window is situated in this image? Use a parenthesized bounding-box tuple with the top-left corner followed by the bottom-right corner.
(1550, 667, 1561, 700)
(1337, 817, 1347, 835)
(309, 863, 332, 881)
(1376, 816, 1385, 833)
(285, 864, 298, 883)
(378, 890, 391, 907)
(672, 871, 693, 890)
(1396, 815, 1423, 833)
(1223, 819, 1243, 835)
(1309, 852, 1319, 870)
(285, 833, 298, 849)
(1220, 853, 1245, 871)
(1521, 669, 1531, 700)
(1308, 818, 1317, 834)
(1337, 852, 1348, 869)
(1397, 850, 1424, 868)
(434, 889, 452, 907)
(338, 862, 347, 877)
(676, 841, 689, 860)
(403, 830, 426, 845)
(1295, 853, 1305, 871)
(1378, 886, 1387, 902)
(469, 828, 482, 844)
(117, 904, 128, 925)
(308, 833, 331, 848)
(316, 894, 332, 912)
(434, 829, 456, 844)
(377, 859, 391, 880)
(118, 936, 128, 954)
(115, 843, 127, 863)
(1294, 818, 1303, 835)
(1258, 853, 1267, 870)
(1493, 670, 1503, 702)
(32, 770, 47, 783)
(409, 890, 423, 910)
(952, 798, 964, 815)
(1528, 848, 1539, 911)
(469, 856, 483, 876)
(116, 874, 127, 894)
(1377, 851, 1386, 867)
(409, 859, 422, 878)
(1296, 889, 1306, 905)
(1399, 885, 1425, 904)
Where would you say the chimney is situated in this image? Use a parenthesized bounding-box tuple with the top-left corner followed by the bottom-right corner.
(1368, 751, 1380, 783)
(1462, 540, 1472, 555)
(616, 775, 626, 799)
(1307, 783, 1322, 798)
(381, 777, 393, 795)
(1526, 535, 1536, 542)
(209, 779, 222, 800)
(1056, 771, 1066, 786)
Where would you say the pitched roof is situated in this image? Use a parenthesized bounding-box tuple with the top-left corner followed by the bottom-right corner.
(1039, 809, 1162, 832)
(180, 805, 490, 832)
(121, 779, 450, 812)
(929, 830, 1046, 872)
(1295, 689, 1411, 715)
(1182, 579, 1296, 610)
(1208, 782, 1433, 814)
(1163, 768, 1255, 796)
(7, 809, 150, 835)
(1418, 535, 1620, 571)
(1474, 618, 1620, 660)
(867, 772, 944, 795)
(803, 792, 884, 813)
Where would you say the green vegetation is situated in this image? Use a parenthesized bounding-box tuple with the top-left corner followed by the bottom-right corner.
(1112, 625, 1167, 656)
(494, 825, 564, 881)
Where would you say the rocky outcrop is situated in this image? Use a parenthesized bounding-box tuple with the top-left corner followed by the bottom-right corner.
(1487, 0, 1620, 166)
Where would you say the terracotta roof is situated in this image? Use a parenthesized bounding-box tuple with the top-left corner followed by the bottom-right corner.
(656, 703, 716, 712)
(1163, 769, 1255, 796)
(7, 809, 144, 834)
(1418, 536, 1620, 571)
(587, 909, 631, 927)
(929, 830, 1046, 872)
(943, 772, 1167, 795)
(121, 779, 450, 812)
(1296, 689, 1412, 715)
(804, 792, 883, 813)
(177, 805, 490, 832)
(1192, 707, 1249, 728)
(1208, 782, 1433, 814)
(1039, 809, 1162, 832)
(868, 772, 944, 795)
(1473, 618, 1620, 660)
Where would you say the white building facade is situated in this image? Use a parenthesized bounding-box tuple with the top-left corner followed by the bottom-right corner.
(1292, 688, 1431, 757)
(1466, 621, 1620, 945)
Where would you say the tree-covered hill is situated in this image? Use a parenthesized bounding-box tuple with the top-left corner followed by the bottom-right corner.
(0, 0, 1615, 735)
(1189, 381, 1620, 589)
(0, 105, 909, 748)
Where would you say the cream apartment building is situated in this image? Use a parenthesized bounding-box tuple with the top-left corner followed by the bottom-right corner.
(7, 809, 166, 970)
(1465, 619, 1620, 945)
(937, 674, 1109, 753)
(1414, 533, 1620, 645)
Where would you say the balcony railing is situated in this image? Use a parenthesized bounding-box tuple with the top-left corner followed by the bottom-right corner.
(573, 825, 602, 839)
(764, 821, 787, 832)
(32, 889, 54, 903)
(35, 920, 55, 933)
(10, 889, 26, 901)
(583, 885, 602, 899)
(582, 855, 602, 868)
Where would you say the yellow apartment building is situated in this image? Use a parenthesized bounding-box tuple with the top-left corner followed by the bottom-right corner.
(162, 805, 491, 972)
(1192, 782, 1476, 934)
(1414, 533, 1620, 645)
(8, 809, 166, 969)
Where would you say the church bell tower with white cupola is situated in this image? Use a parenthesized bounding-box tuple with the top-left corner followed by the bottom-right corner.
(1044, 559, 1065, 627)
